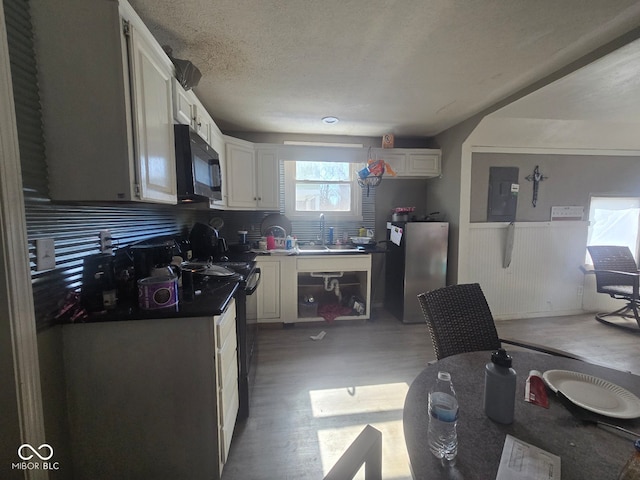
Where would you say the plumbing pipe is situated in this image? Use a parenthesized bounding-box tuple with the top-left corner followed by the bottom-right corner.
(328, 278, 342, 302)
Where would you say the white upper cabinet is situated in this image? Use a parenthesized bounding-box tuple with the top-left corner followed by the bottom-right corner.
(255, 146, 279, 210)
(225, 138, 257, 209)
(31, 0, 177, 203)
(172, 79, 216, 147)
(372, 148, 441, 178)
(172, 79, 194, 126)
(192, 98, 215, 146)
(405, 151, 441, 177)
(127, 19, 177, 203)
(378, 153, 406, 176)
(224, 137, 279, 210)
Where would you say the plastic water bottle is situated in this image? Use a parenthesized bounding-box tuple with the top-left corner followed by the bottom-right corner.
(427, 371, 459, 464)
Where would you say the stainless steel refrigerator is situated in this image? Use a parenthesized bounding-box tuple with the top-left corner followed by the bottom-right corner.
(384, 221, 449, 323)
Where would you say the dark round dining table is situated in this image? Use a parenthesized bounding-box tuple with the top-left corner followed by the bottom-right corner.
(403, 350, 640, 480)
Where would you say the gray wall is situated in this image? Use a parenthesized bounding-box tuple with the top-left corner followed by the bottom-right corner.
(374, 178, 430, 234)
(431, 116, 483, 284)
(470, 152, 640, 222)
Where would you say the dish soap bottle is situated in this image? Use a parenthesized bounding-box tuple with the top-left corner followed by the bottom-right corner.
(619, 440, 640, 479)
(483, 348, 517, 424)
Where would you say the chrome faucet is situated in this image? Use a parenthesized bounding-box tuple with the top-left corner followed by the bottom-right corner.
(319, 213, 325, 245)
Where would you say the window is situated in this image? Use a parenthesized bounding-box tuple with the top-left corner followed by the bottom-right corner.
(284, 161, 362, 220)
(587, 196, 640, 262)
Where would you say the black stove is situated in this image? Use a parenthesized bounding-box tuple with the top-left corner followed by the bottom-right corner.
(212, 261, 257, 283)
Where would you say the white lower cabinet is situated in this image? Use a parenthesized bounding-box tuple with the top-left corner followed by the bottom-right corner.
(62, 299, 237, 480)
(214, 299, 239, 472)
(294, 255, 372, 323)
(257, 254, 372, 324)
(257, 258, 281, 319)
(256, 256, 296, 322)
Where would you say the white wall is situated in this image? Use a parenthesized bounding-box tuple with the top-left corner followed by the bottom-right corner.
(464, 222, 588, 319)
(456, 111, 640, 319)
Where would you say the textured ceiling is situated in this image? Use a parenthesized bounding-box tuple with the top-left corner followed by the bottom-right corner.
(129, 0, 640, 138)
(493, 37, 640, 123)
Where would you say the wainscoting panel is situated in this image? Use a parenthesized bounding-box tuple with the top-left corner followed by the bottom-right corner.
(466, 222, 589, 319)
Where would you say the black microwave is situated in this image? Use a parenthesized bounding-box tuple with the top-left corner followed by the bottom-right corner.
(174, 124, 222, 203)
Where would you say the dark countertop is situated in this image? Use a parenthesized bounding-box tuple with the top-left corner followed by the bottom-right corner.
(82, 251, 257, 323)
(84, 279, 240, 322)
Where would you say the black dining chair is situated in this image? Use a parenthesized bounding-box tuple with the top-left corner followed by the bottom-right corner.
(586, 245, 640, 332)
(323, 424, 382, 480)
(417, 283, 585, 361)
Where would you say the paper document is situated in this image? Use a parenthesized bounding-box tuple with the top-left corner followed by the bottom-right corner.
(390, 226, 403, 246)
(496, 435, 560, 480)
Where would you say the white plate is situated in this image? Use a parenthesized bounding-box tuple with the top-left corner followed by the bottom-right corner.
(543, 369, 640, 419)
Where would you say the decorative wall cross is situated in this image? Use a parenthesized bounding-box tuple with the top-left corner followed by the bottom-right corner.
(525, 165, 548, 207)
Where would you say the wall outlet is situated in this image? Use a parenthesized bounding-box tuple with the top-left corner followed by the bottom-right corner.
(99, 229, 113, 254)
(577, 286, 584, 297)
(35, 238, 55, 271)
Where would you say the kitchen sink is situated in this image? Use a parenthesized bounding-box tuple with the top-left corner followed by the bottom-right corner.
(326, 245, 363, 252)
(296, 245, 329, 254)
(295, 244, 363, 254)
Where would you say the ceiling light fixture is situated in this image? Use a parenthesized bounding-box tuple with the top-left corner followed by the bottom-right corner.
(321, 116, 339, 125)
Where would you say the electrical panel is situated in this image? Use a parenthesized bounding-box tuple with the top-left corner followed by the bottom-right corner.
(487, 167, 519, 222)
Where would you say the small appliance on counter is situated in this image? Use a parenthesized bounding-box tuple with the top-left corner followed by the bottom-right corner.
(81, 253, 117, 312)
(391, 206, 416, 222)
(189, 222, 229, 261)
(128, 241, 177, 285)
(228, 229, 252, 254)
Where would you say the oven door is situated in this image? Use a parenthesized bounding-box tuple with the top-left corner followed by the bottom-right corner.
(238, 267, 260, 420)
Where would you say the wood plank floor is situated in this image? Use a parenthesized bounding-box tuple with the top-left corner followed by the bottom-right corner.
(496, 313, 640, 375)
(221, 309, 640, 480)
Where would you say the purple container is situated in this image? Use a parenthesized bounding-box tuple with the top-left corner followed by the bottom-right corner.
(138, 275, 178, 310)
